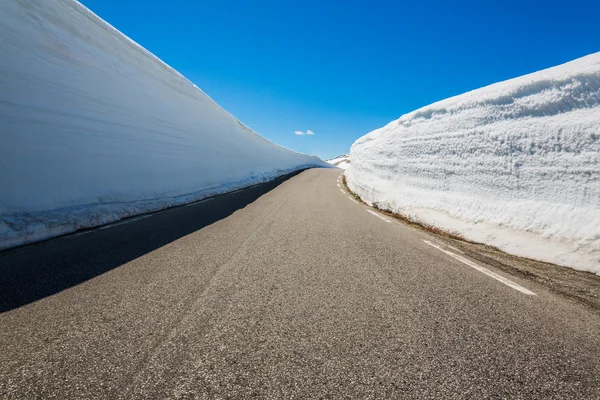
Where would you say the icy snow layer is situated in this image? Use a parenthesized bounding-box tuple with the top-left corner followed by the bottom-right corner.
(346, 52, 600, 274)
(327, 154, 350, 169)
(0, 0, 328, 250)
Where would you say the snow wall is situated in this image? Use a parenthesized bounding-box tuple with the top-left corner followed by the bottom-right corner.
(346, 52, 600, 274)
(0, 0, 328, 250)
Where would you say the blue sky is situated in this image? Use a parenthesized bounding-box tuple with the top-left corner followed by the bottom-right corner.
(81, 0, 599, 160)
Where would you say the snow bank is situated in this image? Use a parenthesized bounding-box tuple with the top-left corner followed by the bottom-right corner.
(346, 52, 600, 274)
(0, 0, 328, 250)
(327, 154, 351, 169)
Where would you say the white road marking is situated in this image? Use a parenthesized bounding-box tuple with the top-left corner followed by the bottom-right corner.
(337, 183, 341, 188)
(185, 198, 214, 207)
(423, 240, 536, 296)
(347, 196, 359, 204)
(366, 209, 391, 223)
(99, 214, 152, 230)
(339, 188, 345, 194)
(76, 197, 216, 237)
(447, 245, 464, 254)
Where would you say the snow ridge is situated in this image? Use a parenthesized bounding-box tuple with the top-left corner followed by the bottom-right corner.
(327, 154, 350, 169)
(0, 0, 328, 250)
(347, 52, 600, 273)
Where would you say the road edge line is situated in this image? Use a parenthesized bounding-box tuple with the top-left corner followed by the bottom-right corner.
(366, 209, 392, 223)
(423, 240, 536, 296)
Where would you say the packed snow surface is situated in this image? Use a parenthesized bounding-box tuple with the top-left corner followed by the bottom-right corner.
(0, 0, 328, 250)
(327, 154, 351, 169)
(346, 52, 600, 273)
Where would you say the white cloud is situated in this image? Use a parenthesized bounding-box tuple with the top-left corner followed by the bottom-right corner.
(294, 130, 315, 136)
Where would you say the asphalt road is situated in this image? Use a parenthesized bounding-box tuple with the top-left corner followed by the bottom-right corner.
(2, 168, 600, 399)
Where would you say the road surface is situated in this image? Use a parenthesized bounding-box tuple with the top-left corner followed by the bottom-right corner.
(2, 168, 600, 399)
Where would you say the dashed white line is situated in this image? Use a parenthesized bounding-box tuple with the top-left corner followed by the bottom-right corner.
(347, 196, 359, 204)
(423, 240, 536, 296)
(366, 209, 391, 223)
(339, 188, 345, 194)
